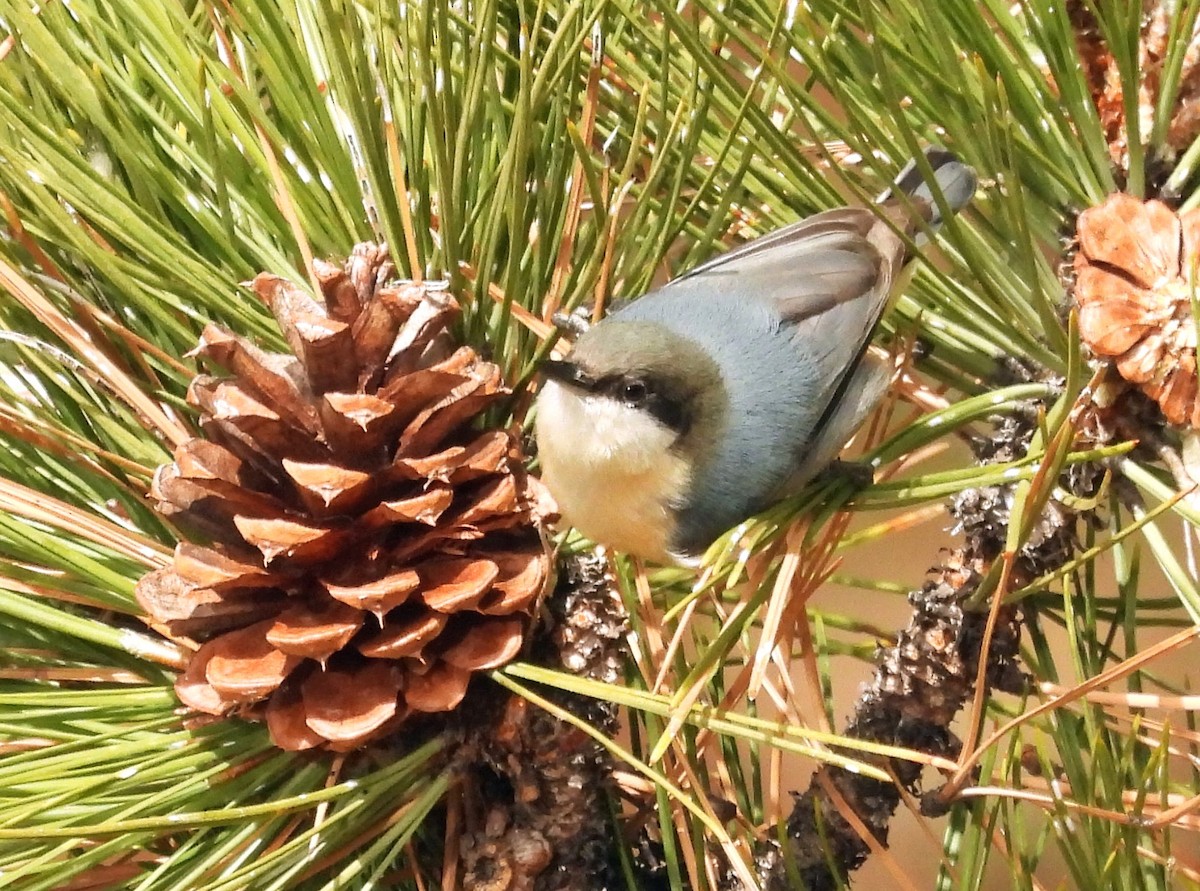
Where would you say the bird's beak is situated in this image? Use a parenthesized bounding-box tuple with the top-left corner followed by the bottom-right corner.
(540, 359, 594, 391)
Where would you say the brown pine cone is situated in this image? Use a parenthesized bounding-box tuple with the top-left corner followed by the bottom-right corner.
(136, 243, 556, 751)
(1074, 193, 1200, 428)
(1068, 0, 1200, 170)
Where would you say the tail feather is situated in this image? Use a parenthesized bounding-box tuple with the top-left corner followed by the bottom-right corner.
(877, 147, 976, 230)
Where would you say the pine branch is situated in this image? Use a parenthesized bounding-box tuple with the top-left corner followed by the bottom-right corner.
(750, 395, 1088, 888)
(454, 553, 631, 891)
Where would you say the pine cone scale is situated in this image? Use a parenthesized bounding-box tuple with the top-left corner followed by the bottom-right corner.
(293, 312, 358, 395)
(361, 485, 454, 527)
(356, 607, 448, 659)
(404, 662, 472, 711)
(280, 459, 374, 515)
(193, 324, 322, 434)
(1075, 194, 1200, 428)
(200, 621, 302, 704)
(418, 556, 501, 611)
(300, 662, 403, 744)
(439, 614, 526, 671)
(266, 600, 365, 661)
(350, 283, 425, 376)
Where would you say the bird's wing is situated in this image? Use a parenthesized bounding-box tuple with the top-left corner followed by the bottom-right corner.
(645, 152, 974, 557)
(650, 207, 904, 412)
(664, 206, 899, 329)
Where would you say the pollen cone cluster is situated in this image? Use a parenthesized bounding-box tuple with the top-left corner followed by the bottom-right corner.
(1074, 193, 1200, 428)
(136, 243, 554, 751)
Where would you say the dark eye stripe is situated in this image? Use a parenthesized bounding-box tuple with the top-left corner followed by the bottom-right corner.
(596, 374, 690, 436)
(644, 392, 689, 435)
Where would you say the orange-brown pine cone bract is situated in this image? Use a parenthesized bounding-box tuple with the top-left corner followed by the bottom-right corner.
(136, 243, 555, 751)
(1074, 193, 1200, 428)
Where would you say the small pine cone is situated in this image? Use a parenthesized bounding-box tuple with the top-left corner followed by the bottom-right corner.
(1069, 0, 1140, 170)
(1067, 0, 1200, 170)
(136, 243, 556, 751)
(1074, 193, 1200, 428)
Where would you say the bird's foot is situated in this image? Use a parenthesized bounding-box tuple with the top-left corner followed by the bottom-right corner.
(552, 306, 592, 340)
(822, 458, 875, 489)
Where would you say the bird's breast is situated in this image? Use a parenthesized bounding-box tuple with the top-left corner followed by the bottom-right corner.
(535, 381, 692, 562)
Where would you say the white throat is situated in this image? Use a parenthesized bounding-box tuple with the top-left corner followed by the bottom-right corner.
(535, 380, 691, 562)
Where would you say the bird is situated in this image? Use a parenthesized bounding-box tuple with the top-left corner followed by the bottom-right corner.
(534, 149, 977, 564)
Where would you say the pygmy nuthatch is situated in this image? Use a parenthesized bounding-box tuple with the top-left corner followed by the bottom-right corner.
(535, 149, 976, 564)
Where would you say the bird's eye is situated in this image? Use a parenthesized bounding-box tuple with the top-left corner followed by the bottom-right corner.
(620, 379, 649, 405)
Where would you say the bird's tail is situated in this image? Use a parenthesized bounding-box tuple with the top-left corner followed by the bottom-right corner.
(877, 147, 976, 231)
